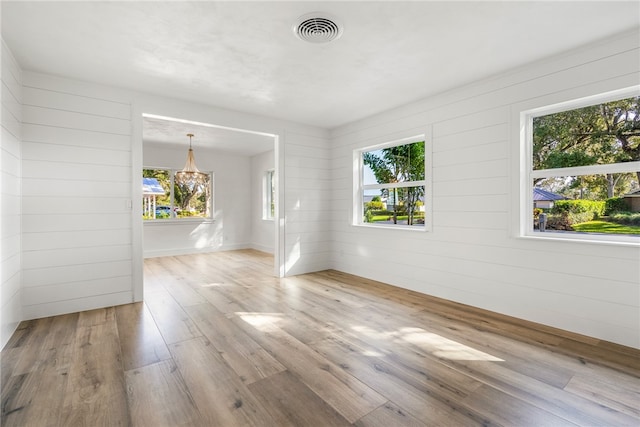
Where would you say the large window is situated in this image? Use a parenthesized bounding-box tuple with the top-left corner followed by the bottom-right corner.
(263, 169, 275, 220)
(354, 136, 429, 230)
(522, 87, 640, 242)
(142, 168, 212, 220)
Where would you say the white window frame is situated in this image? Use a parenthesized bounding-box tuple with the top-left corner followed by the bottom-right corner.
(143, 167, 214, 223)
(263, 169, 275, 221)
(518, 86, 640, 245)
(353, 133, 432, 231)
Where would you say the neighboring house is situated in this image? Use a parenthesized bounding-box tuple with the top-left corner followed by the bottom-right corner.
(142, 178, 166, 218)
(623, 189, 640, 212)
(533, 187, 566, 209)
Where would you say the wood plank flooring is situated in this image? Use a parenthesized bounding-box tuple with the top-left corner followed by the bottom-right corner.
(2, 249, 639, 426)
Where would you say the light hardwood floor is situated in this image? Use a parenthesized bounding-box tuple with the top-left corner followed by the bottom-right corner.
(2, 249, 639, 426)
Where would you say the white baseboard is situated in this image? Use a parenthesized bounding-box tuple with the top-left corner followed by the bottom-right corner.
(249, 242, 274, 254)
(143, 243, 251, 258)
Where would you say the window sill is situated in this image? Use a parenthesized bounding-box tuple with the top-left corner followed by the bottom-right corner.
(353, 223, 427, 232)
(518, 231, 640, 247)
(143, 218, 215, 226)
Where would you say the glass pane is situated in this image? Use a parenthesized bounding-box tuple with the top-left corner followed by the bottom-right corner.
(174, 173, 212, 218)
(362, 141, 425, 184)
(363, 186, 425, 226)
(533, 173, 640, 236)
(142, 169, 171, 220)
(533, 96, 640, 170)
(269, 171, 275, 218)
(264, 170, 275, 220)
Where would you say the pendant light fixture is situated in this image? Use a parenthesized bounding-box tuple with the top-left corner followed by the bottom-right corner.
(175, 133, 208, 188)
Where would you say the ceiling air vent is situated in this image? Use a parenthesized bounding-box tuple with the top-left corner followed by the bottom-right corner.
(294, 13, 343, 43)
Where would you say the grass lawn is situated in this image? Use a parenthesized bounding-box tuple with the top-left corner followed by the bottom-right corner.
(572, 220, 640, 235)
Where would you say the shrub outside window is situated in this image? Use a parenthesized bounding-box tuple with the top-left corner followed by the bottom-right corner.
(354, 136, 429, 230)
(143, 168, 213, 220)
(522, 87, 640, 242)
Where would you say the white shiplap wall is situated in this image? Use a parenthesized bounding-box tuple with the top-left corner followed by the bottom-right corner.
(1, 40, 23, 348)
(250, 149, 275, 254)
(21, 72, 133, 319)
(330, 29, 640, 349)
(284, 130, 332, 275)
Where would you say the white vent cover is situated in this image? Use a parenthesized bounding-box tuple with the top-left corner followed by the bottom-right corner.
(294, 13, 343, 43)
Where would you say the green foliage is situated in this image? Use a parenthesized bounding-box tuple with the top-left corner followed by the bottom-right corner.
(156, 211, 170, 219)
(608, 212, 640, 226)
(371, 195, 381, 202)
(546, 200, 605, 230)
(532, 96, 640, 196)
(363, 141, 425, 225)
(551, 200, 605, 218)
(365, 201, 385, 211)
(370, 210, 393, 216)
(604, 197, 631, 215)
(572, 220, 640, 235)
(533, 97, 640, 169)
(364, 210, 373, 223)
(544, 151, 597, 169)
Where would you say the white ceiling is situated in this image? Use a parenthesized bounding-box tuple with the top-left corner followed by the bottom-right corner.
(2, 1, 639, 133)
(143, 115, 276, 156)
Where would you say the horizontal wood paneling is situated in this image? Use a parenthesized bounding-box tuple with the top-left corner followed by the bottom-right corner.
(23, 245, 132, 269)
(22, 213, 131, 232)
(22, 229, 131, 251)
(22, 123, 131, 151)
(21, 291, 133, 320)
(22, 86, 131, 120)
(23, 260, 132, 288)
(22, 160, 131, 182)
(284, 131, 332, 274)
(23, 276, 132, 306)
(1, 104, 20, 140)
(1, 127, 20, 158)
(433, 141, 507, 167)
(22, 195, 131, 215)
(22, 178, 131, 198)
(330, 30, 640, 348)
(22, 141, 131, 165)
(20, 72, 134, 320)
(22, 105, 130, 135)
(1, 40, 22, 348)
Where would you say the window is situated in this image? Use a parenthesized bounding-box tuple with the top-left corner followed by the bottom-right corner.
(521, 87, 640, 242)
(263, 169, 275, 220)
(142, 168, 213, 220)
(354, 135, 430, 230)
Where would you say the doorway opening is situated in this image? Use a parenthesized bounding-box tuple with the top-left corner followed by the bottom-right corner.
(134, 113, 283, 301)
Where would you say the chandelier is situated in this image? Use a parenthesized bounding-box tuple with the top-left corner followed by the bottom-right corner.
(175, 133, 208, 188)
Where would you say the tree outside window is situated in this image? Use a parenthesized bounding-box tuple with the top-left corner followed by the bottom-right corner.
(527, 90, 640, 238)
(143, 168, 212, 220)
(358, 138, 427, 228)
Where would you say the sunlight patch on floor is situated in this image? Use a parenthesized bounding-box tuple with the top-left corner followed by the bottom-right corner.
(399, 327, 503, 361)
(236, 312, 284, 330)
(350, 325, 503, 361)
(200, 282, 227, 287)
